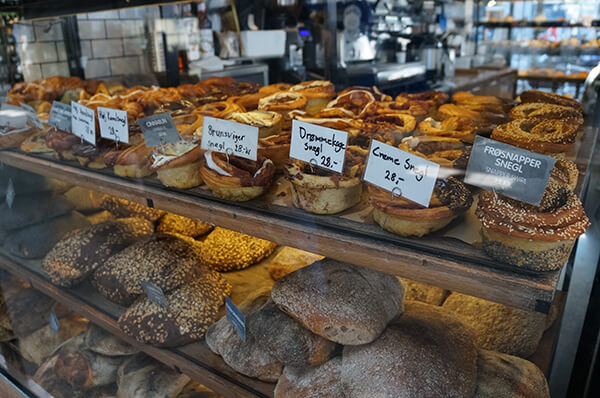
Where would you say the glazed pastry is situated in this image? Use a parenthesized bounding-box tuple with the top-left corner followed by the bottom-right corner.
(338, 85, 392, 101)
(258, 92, 307, 129)
(289, 111, 356, 131)
(148, 136, 205, 189)
(172, 112, 204, 136)
(288, 80, 336, 115)
(198, 100, 244, 119)
(226, 110, 283, 138)
(259, 82, 293, 96)
(113, 141, 155, 178)
(258, 132, 291, 170)
(369, 177, 473, 237)
(200, 151, 275, 201)
(520, 89, 583, 112)
(315, 89, 376, 119)
(491, 119, 578, 155)
(476, 185, 590, 271)
(452, 91, 512, 114)
(364, 113, 417, 143)
(366, 99, 429, 122)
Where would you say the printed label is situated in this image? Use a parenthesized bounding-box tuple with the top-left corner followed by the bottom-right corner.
(71, 101, 96, 145)
(289, 120, 348, 174)
(48, 101, 72, 132)
(201, 116, 258, 161)
(141, 281, 169, 308)
(464, 136, 556, 205)
(363, 140, 440, 207)
(137, 113, 181, 147)
(225, 296, 246, 342)
(98, 107, 129, 143)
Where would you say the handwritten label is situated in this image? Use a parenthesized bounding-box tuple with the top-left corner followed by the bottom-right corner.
(137, 113, 181, 147)
(19, 102, 44, 129)
(364, 140, 440, 207)
(6, 178, 15, 209)
(49, 310, 60, 336)
(48, 101, 72, 132)
(71, 101, 96, 145)
(225, 296, 246, 342)
(98, 107, 129, 144)
(201, 116, 258, 161)
(464, 136, 556, 205)
(290, 120, 348, 173)
(141, 281, 169, 308)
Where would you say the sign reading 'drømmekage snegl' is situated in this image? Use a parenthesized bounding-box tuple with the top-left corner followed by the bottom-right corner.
(137, 113, 181, 147)
(71, 101, 96, 145)
(225, 296, 246, 342)
(98, 107, 129, 144)
(201, 116, 258, 161)
(289, 120, 348, 174)
(363, 140, 440, 207)
(464, 136, 556, 206)
(48, 101, 72, 132)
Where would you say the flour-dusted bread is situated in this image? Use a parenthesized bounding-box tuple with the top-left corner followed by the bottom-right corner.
(84, 324, 138, 356)
(271, 259, 405, 345)
(118, 271, 231, 347)
(42, 218, 154, 287)
(206, 290, 283, 382)
(341, 301, 478, 398)
(250, 299, 337, 367)
(274, 356, 343, 398)
(475, 349, 550, 398)
(92, 234, 200, 306)
(116, 354, 190, 398)
(442, 292, 546, 357)
(398, 277, 448, 305)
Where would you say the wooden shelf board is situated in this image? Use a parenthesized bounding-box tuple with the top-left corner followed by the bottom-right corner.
(0, 253, 274, 398)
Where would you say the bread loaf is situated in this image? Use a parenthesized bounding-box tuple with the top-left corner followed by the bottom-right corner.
(42, 218, 153, 287)
(474, 349, 550, 398)
(271, 259, 405, 345)
(399, 277, 448, 305)
(274, 356, 343, 398)
(156, 213, 213, 237)
(266, 246, 324, 280)
(99, 196, 165, 221)
(249, 299, 337, 367)
(341, 301, 478, 397)
(84, 324, 138, 356)
(4, 287, 71, 336)
(206, 290, 283, 382)
(92, 234, 199, 306)
(116, 354, 190, 398)
(442, 292, 546, 357)
(0, 195, 74, 231)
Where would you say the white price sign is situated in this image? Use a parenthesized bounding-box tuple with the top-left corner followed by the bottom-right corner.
(364, 141, 440, 207)
(290, 120, 348, 174)
(98, 107, 129, 144)
(71, 101, 95, 145)
(201, 116, 258, 161)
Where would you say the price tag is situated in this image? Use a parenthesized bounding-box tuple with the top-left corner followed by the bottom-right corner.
(19, 102, 44, 129)
(49, 310, 60, 336)
(464, 136, 556, 206)
(201, 116, 258, 161)
(364, 140, 440, 207)
(137, 113, 181, 147)
(141, 281, 169, 308)
(98, 107, 129, 144)
(290, 120, 348, 174)
(71, 101, 96, 145)
(225, 296, 246, 342)
(5, 178, 15, 209)
(48, 101, 72, 132)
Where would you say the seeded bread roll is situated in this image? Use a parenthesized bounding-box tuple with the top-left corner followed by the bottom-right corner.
(274, 356, 343, 398)
(117, 354, 190, 398)
(156, 213, 213, 237)
(92, 234, 200, 306)
(475, 349, 550, 398)
(118, 271, 231, 347)
(99, 195, 165, 221)
(271, 259, 405, 345)
(200, 227, 277, 272)
(250, 299, 337, 367)
(341, 301, 478, 398)
(442, 292, 546, 357)
(42, 218, 154, 287)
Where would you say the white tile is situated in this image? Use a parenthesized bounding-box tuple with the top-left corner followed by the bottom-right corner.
(78, 20, 106, 40)
(122, 20, 145, 37)
(87, 10, 120, 19)
(119, 7, 144, 19)
(92, 39, 123, 58)
(122, 37, 145, 55)
(23, 63, 42, 81)
(12, 23, 35, 43)
(110, 56, 141, 75)
(84, 58, 110, 78)
(56, 42, 67, 61)
(18, 42, 58, 63)
(80, 40, 92, 58)
(41, 62, 69, 78)
(33, 19, 64, 42)
(105, 20, 123, 38)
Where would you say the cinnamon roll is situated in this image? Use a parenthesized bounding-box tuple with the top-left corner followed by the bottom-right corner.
(149, 136, 205, 188)
(369, 177, 473, 237)
(258, 132, 291, 170)
(364, 113, 417, 143)
(289, 111, 357, 131)
(366, 99, 429, 122)
(338, 86, 391, 101)
(491, 119, 578, 155)
(520, 90, 583, 112)
(198, 101, 244, 119)
(258, 83, 292, 96)
(200, 152, 275, 201)
(316, 89, 376, 119)
(258, 92, 308, 129)
(288, 80, 335, 115)
(226, 110, 282, 138)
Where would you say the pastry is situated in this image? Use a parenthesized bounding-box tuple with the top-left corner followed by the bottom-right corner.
(42, 218, 154, 287)
(258, 82, 293, 96)
(288, 80, 335, 115)
(45, 127, 81, 160)
(271, 259, 405, 345)
(178, 382, 223, 398)
(20, 127, 53, 153)
(148, 136, 205, 189)
(452, 91, 512, 114)
(338, 85, 391, 101)
(98, 195, 165, 221)
(416, 116, 476, 142)
(509, 102, 583, 125)
(226, 110, 282, 138)
(258, 91, 307, 129)
(200, 151, 275, 202)
(316, 88, 376, 119)
(369, 177, 473, 237)
(156, 213, 213, 237)
(267, 246, 324, 280)
(396, 90, 449, 107)
(551, 159, 579, 191)
(258, 132, 291, 170)
(274, 356, 343, 398)
(491, 118, 578, 155)
(520, 89, 583, 112)
(113, 141, 155, 178)
(200, 227, 277, 272)
(364, 112, 417, 143)
(116, 354, 190, 398)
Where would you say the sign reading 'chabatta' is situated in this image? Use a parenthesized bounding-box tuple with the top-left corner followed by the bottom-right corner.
(137, 113, 181, 147)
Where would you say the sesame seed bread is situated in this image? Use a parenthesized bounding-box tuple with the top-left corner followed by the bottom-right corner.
(156, 213, 213, 237)
(42, 218, 154, 287)
(271, 259, 405, 345)
(116, 354, 190, 398)
(84, 324, 138, 357)
(249, 299, 338, 367)
(92, 234, 200, 306)
(98, 196, 165, 222)
(274, 356, 343, 398)
(118, 271, 231, 347)
(474, 349, 550, 398)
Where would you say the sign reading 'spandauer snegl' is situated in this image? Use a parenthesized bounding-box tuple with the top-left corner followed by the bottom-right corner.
(464, 136, 556, 206)
(289, 120, 348, 174)
(137, 113, 181, 147)
(201, 116, 258, 161)
(48, 101, 72, 132)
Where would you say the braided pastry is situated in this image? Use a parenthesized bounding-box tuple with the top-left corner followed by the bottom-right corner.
(520, 89, 583, 112)
(509, 103, 583, 125)
(491, 119, 578, 154)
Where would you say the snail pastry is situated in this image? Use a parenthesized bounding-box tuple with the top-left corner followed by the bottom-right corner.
(149, 137, 205, 189)
(113, 141, 155, 178)
(367, 99, 429, 122)
(258, 83, 293, 96)
(520, 90, 583, 112)
(198, 101, 244, 119)
(476, 185, 590, 271)
(258, 132, 291, 170)
(416, 117, 476, 142)
(288, 80, 336, 115)
(364, 113, 417, 143)
(369, 177, 473, 237)
(284, 148, 364, 215)
(491, 119, 578, 155)
(226, 110, 282, 138)
(338, 86, 392, 101)
(290, 111, 357, 131)
(258, 92, 308, 129)
(200, 151, 275, 202)
(550, 159, 579, 191)
(437, 104, 508, 126)
(315, 89, 377, 119)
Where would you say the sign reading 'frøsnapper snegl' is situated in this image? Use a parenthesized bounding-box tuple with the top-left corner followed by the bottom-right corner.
(137, 113, 181, 147)
(464, 136, 556, 206)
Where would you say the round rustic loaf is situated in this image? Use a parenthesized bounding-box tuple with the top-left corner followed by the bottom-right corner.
(271, 259, 405, 345)
(116, 354, 190, 398)
(274, 356, 343, 398)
